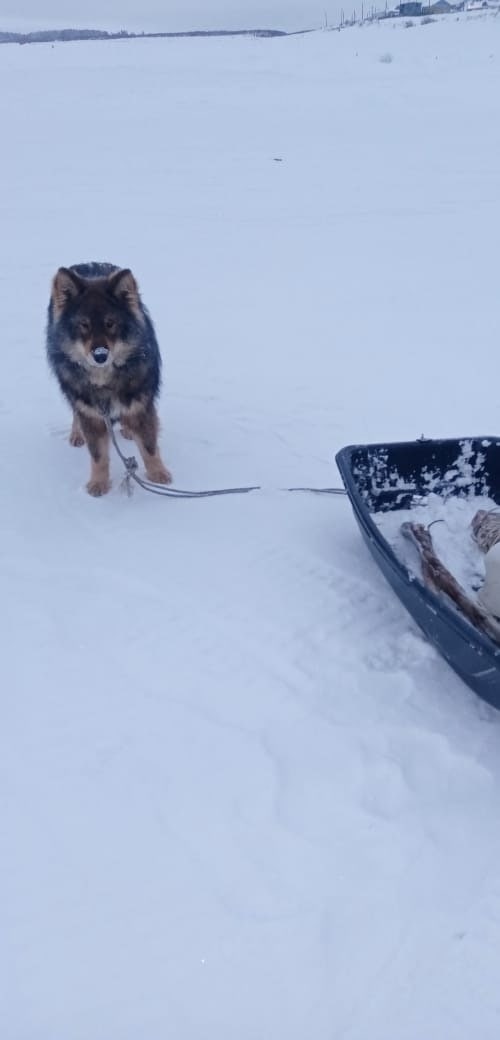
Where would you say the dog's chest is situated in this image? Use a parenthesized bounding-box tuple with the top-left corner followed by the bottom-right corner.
(86, 368, 127, 419)
(108, 398, 123, 422)
(87, 387, 122, 422)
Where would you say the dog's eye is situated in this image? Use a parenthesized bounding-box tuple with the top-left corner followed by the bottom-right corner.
(79, 319, 90, 335)
(104, 317, 116, 333)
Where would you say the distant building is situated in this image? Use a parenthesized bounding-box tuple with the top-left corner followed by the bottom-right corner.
(398, 2, 423, 14)
(428, 0, 453, 11)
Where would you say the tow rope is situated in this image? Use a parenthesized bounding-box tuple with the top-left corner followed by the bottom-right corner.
(103, 413, 348, 500)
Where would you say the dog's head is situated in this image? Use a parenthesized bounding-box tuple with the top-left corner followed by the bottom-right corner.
(51, 266, 144, 369)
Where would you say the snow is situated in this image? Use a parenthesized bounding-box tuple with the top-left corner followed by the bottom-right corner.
(2, 15, 500, 1039)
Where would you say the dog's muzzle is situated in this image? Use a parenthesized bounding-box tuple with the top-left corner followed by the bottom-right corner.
(92, 345, 110, 365)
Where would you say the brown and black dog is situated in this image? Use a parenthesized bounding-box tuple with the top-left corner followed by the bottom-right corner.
(46, 262, 172, 495)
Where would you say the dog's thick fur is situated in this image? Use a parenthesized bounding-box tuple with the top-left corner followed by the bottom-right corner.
(46, 262, 172, 495)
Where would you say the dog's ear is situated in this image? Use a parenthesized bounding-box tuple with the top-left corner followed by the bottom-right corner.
(107, 268, 141, 316)
(51, 267, 84, 319)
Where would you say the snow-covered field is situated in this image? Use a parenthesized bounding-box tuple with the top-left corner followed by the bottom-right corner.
(2, 16, 500, 1038)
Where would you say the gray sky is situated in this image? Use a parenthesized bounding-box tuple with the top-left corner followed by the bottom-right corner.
(0, 2, 337, 33)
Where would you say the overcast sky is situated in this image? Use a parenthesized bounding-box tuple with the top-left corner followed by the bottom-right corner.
(0, 2, 339, 33)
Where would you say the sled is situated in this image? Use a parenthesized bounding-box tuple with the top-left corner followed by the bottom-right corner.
(336, 437, 500, 708)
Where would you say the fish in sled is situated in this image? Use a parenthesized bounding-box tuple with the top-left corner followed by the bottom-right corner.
(336, 437, 500, 708)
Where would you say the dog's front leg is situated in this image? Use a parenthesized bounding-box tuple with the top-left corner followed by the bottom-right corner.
(69, 410, 85, 447)
(77, 412, 111, 496)
(125, 405, 172, 485)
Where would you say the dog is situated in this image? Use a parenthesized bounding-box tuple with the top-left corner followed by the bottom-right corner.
(46, 262, 172, 496)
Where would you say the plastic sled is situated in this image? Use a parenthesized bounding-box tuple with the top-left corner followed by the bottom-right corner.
(336, 437, 500, 708)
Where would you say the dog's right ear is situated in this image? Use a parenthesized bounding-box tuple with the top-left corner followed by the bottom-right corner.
(51, 267, 84, 319)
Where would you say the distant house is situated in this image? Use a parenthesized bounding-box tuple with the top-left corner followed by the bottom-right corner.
(398, 1, 423, 13)
(428, 0, 453, 11)
(466, 0, 488, 8)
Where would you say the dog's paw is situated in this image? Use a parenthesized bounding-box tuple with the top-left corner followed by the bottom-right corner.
(146, 462, 173, 485)
(86, 477, 111, 497)
(120, 426, 134, 441)
(69, 430, 85, 447)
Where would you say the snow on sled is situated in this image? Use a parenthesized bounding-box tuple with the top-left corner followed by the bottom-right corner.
(336, 437, 500, 708)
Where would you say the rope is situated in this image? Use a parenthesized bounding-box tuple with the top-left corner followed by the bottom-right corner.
(103, 413, 348, 500)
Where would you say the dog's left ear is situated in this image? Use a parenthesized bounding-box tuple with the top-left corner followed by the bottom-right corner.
(108, 268, 141, 315)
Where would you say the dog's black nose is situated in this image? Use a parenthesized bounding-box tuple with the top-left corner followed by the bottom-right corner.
(92, 346, 109, 365)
